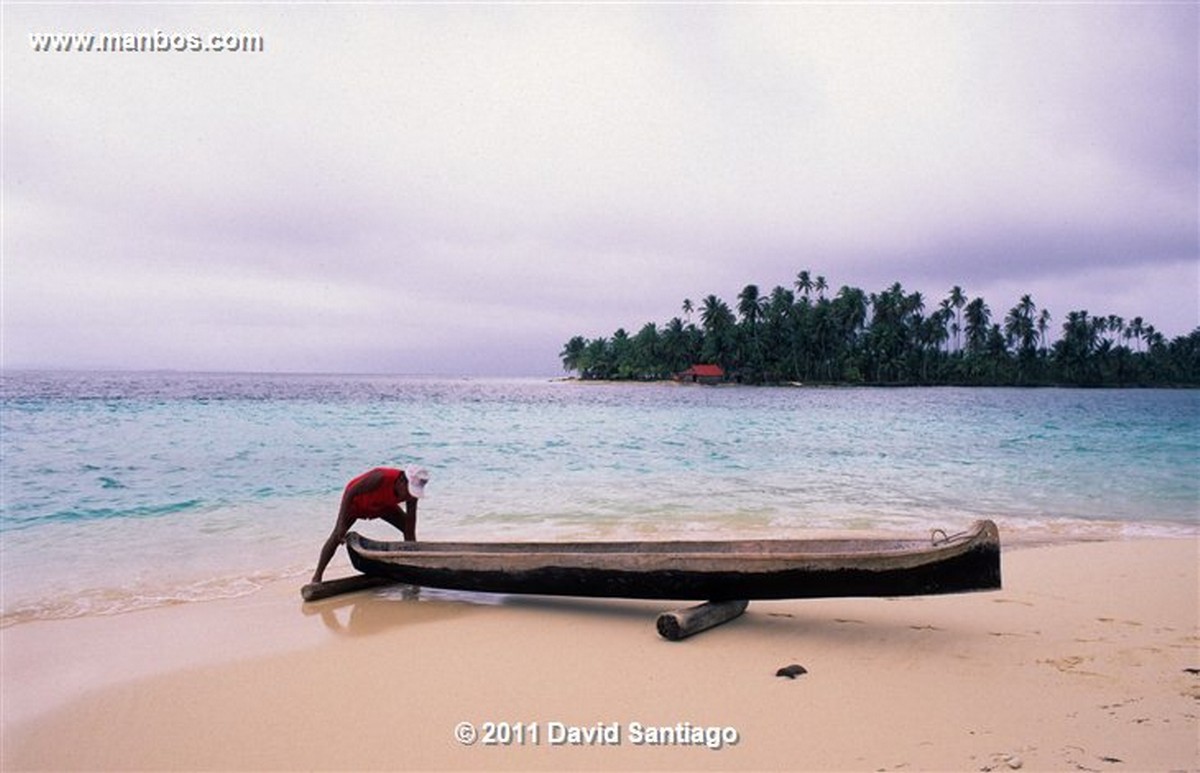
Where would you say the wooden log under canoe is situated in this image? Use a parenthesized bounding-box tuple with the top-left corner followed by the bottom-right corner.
(301, 574, 394, 602)
(657, 600, 750, 640)
(345, 519, 1001, 601)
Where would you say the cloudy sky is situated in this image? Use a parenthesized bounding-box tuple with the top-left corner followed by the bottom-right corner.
(5, 3, 1197, 376)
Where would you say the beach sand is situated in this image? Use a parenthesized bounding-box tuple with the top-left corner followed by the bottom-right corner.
(2, 538, 1197, 771)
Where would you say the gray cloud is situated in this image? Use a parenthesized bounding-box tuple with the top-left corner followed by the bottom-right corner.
(4, 3, 1196, 375)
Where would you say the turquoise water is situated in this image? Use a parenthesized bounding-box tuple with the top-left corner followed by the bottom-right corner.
(2, 372, 1197, 624)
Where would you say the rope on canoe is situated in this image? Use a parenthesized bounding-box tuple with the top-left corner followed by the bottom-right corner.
(930, 528, 972, 546)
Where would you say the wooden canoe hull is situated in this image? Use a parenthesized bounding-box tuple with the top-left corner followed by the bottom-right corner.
(345, 520, 1001, 601)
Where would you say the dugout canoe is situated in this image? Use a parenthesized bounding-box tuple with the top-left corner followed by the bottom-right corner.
(344, 519, 1001, 601)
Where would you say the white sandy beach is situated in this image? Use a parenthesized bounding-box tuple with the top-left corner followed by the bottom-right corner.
(2, 537, 1197, 771)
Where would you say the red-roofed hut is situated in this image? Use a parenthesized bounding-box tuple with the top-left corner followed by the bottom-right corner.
(675, 364, 726, 385)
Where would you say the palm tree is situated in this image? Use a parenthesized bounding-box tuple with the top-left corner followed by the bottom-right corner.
(1055, 310, 1100, 384)
(736, 285, 767, 380)
(938, 298, 954, 352)
(1128, 317, 1145, 353)
(794, 271, 814, 302)
(1145, 325, 1164, 350)
(764, 286, 795, 379)
(631, 323, 662, 380)
(1005, 295, 1040, 382)
(1004, 295, 1038, 356)
(964, 297, 991, 356)
(610, 328, 632, 378)
(681, 298, 694, 325)
(1037, 308, 1052, 353)
(580, 337, 612, 379)
(946, 286, 967, 352)
(833, 285, 868, 345)
(906, 290, 926, 321)
(560, 336, 587, 373)
(815, 275, 828, 300)
(1106, 315, 1125, 348)
(921, 308, 951, 381)
(737, 284, 764, 328)
(865, 283, 914, 382)
(766, 285, 795, 318)
(661, 318, 689, 374)
(1094, 316, 1109, 349)
(701, 294, 733, 332)
(700, 294, 736, 368)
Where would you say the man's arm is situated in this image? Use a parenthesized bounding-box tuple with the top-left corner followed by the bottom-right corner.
(380, 498, 417, 541)
(404, 498, 417, 541)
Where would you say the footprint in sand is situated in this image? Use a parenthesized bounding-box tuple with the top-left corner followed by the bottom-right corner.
(1040, 655, 1104, 677)
(1097, 617, 1142, 627)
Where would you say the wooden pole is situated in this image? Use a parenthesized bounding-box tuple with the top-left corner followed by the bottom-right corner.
(656, 599, 749, 640)
(301, 574, 394, 602)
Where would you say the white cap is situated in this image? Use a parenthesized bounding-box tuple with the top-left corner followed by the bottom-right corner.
(405, 466, 430, 499)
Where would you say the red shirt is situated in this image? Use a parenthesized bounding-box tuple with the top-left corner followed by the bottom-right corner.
(345, 468, 404, 519)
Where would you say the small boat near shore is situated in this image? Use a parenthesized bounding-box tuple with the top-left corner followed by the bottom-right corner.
(345, 519, 1001, 601)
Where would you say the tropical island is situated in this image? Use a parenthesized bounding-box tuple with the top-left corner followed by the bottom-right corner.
(560, 271, 1200, 387)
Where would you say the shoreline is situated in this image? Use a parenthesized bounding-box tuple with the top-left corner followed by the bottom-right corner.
(555, 375, 1200, 390)
(3, 536, 1197, 771)
(4, 519, 1196, 631)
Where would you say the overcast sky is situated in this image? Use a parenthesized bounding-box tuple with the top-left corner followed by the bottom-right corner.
(4, 3, 1197, 376)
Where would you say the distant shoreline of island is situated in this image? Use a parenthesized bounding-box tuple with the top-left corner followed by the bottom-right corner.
(555, 376, 1199, 390)
(560, 272, 1199, 388)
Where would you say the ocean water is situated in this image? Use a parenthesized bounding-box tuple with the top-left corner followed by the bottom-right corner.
(2, 371, 1197, 625)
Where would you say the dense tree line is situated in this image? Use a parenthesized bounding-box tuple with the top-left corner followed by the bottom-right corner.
(560, 271, 1200, 387)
